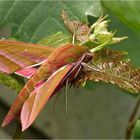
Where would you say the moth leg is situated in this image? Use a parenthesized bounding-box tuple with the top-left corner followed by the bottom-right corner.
(74, 65, 82, 78)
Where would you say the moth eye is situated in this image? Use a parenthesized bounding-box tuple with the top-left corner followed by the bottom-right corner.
(83, 53, 93, 62)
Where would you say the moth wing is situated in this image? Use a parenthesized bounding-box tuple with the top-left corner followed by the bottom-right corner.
(15, 67, 38, 79)
(0, 40, 53, 74)
(21, 64, 73, 131)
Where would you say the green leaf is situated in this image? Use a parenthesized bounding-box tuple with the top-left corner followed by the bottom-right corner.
(133, 119, 140, 139)
(0, 1, 102, 42)
(0, 73, 24, 93)
(38, 32, 71, 47)
(103, 1, 140, 36)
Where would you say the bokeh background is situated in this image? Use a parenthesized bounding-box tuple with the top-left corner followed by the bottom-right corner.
(0, 0, 140, 139)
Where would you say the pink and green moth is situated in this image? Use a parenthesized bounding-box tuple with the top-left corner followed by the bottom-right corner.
(0, 40, 93, 131)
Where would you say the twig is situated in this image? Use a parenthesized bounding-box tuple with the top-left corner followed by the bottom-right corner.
(125, 95, 140, 139)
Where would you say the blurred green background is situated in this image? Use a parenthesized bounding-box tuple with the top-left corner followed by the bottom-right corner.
(0, 0, 140, 139)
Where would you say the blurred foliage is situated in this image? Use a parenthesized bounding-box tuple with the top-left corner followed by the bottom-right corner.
(0, 73, 24, 93)
(103, 1, 140, 36)
(102, 1, 140, 139)
(38, 32, 71, 47)
(134, 119, 140, 139)
(0, 1, 102, 42)
(0, 0, 140, 139)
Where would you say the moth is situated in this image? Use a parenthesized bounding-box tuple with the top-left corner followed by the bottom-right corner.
(0, 40, 94, 131)
(0, 10, 140, 131)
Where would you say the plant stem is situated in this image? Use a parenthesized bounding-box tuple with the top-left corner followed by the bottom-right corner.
(13, 121, 23, 139)
(125, 96, 140, 139)
(90, 39, 110, 53)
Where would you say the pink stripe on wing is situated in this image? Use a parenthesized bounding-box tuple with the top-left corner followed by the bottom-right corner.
(21, 51, 46, 63)
(0, 50, 32, 67)
(15, 67, 37, 78)
(35, 80, 45, 89)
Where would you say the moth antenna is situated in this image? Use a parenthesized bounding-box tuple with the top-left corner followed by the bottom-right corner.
(74, 65, 82, 78)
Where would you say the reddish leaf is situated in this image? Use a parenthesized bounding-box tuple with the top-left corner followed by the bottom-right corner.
(85, 60, 140, 93)
(61, 9, 89, 42)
